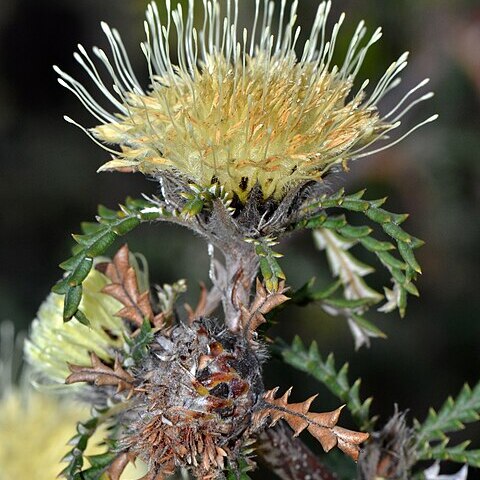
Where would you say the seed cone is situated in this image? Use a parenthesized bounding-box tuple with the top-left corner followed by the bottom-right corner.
(120, 319, 264, 479)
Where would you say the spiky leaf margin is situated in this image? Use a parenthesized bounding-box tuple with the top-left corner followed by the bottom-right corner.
(298, 189, 423, 318)
(276, 336, 375, 431)
(415, 382, 480, 468)
(53, 197, 165, 323)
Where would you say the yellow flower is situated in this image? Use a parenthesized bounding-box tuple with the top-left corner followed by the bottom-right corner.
(56, 0, 436, 201)
(0, 323, 146, 480)
(25, 268, 127, 385)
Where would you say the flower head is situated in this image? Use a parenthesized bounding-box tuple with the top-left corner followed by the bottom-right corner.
(25, 268, 128, 385)
(56, 0, 436, 202)
(0, 322, 146, 479)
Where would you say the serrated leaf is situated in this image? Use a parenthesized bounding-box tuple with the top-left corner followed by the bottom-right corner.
(302, 189, 423, 320)
(277, 336, 375, 430)
(416, 381, 480, 467)
(64, 285, 83, 320)
(54, 197, 163, 323)
(112, 216, 140, 235)
(398, 241, 422, 273)
(68, 256, 94, 286)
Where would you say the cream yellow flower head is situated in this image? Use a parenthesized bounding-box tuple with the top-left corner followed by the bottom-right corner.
(0, 322, 146, 480)
(25, 268, 127, 386)
(56, 0, 436, 201)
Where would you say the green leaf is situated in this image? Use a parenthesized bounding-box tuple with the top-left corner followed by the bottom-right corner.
(415, 382, 480, 468)
(182, 197, 204, 217)
(365, 207, 393, 223)
(80, 221, 103, 235)
(87, 231, 118, 257)
(398, 241, 422, 273)
(124, 318, 154, 366)
(376, 250, 407, 270)
(251, 238, 285, 292)
(74, 309, 91, 326)
(97, 204, 118, 220)
(359, 236, 395, 252)
(68, 256, 94, 286)
(86, 452, 118, 469)
(54, 197, 164, 323)
(301, 189, 424, 319)
(52, 277, 70, 295)
(64, 285, 83, 321)
(290, 278, 342, 305)
(337, 224, 372, 238)
(277, 336, 375, 430)
(350, 313, 387, 338)
(426, 442, 480, 468)
(323, 297, 375, 309)
(112, 216, 141, 235)
(226, 458, 253, 480)
(60, 417, 99, 478)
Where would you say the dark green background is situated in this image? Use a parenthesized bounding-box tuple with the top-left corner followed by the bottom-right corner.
(0, 0, 479, 477)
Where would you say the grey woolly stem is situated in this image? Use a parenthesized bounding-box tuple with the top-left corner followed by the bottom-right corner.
(221, 241, 259, 332)
(202, 199, 260, 332)
(257, 422, 338, 480)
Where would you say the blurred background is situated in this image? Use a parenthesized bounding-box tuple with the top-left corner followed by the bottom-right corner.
(0, 0, 479, 477)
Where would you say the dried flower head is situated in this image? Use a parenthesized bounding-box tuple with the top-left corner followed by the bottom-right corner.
(56, 0, 436, 202)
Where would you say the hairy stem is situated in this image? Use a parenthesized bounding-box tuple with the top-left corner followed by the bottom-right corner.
(256, 423, 339, 480)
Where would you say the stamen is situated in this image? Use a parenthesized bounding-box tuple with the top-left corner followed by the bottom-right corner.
(250, 0, 260, 57)
(54, 66, 116, 123)
(63, 116, 120, 155)
(274, 0, 287, 54)
(101, 22, 143, 95)
(384, 78, 430, 119)
(57, 0, 436, 201)
(390, 92, 435, 123)
(74, 45, 127, 113)
(354, 115, 439, 159)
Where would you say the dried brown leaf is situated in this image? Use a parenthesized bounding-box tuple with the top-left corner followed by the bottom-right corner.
(257, 387, 369, 461)
(241, 279, 289, 340)
(185, 282, 208, 324)
(97, 244, 156, 327)
(66, 352, 134, 394)
(107, 453, 133, 480)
